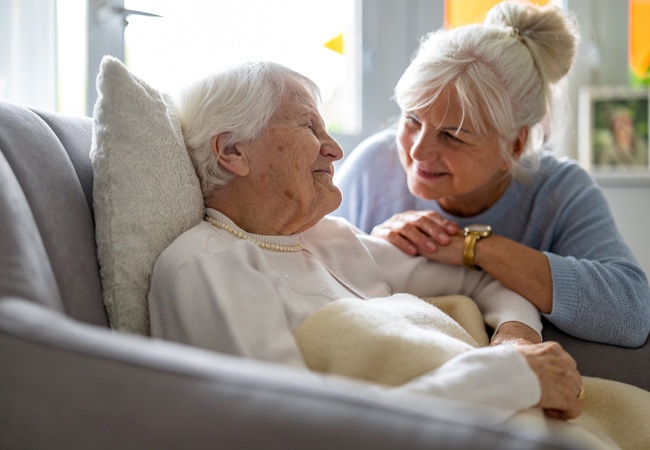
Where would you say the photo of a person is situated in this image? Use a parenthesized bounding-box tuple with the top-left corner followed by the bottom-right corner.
(592, 97, 649, 169)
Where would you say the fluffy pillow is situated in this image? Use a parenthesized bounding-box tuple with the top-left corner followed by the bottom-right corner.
(91, 56, 204, 335)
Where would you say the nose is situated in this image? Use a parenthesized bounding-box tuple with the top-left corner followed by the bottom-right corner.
(410, 127, 438, 162)
(321, 135, 344, 161)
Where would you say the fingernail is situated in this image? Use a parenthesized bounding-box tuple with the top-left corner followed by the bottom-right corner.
(438, 233, 450, 244)
(426, 240, 437, 250)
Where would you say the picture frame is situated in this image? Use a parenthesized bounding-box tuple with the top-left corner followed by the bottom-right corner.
(578, 86, 650, 175)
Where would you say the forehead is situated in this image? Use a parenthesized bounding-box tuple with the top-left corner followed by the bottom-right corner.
(416, 85, 486, 133)
(274, 89, 319, 122)
(427, 85, 460, 111)
(416, 89, 465, 124)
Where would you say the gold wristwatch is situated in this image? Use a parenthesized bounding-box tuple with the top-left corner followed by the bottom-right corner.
(463, 224, 492, 271)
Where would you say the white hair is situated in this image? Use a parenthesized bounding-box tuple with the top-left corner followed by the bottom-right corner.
(395, 1, 580, 180)
(176, 61, 321, 196)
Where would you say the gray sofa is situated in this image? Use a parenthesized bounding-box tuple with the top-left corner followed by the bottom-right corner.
(0, 99, 647, 450)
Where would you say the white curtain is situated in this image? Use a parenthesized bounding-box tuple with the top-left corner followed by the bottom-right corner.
(0, 0, 57, 111)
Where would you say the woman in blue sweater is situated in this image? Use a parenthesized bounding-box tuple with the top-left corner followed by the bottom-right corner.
(332, 2, 649, 347)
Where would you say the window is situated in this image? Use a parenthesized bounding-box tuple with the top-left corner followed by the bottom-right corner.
(629, 0, 650, 86)
(0, 0, 57, 111)
(57, 0, 87, 114)
(444, 0, 558, 29)
(122, 0, 361, 135)
(85, 0, 443, 151)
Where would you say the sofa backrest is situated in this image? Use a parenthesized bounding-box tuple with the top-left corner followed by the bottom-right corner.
(0, 100, 108, 327)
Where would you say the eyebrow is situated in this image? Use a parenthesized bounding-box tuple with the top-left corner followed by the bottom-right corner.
(440, 126, 472, 135)
(405, 112, 472, 135)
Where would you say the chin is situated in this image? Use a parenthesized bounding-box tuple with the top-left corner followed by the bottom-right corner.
(325, 196, 342, 215)
(319, 191, 342, 217)
(408, 181, 437, 201)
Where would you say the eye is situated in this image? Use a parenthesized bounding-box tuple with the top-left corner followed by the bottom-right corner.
(303, 120, 317, 134)
(404, 114, 421, 127)
(305, 117, 327, 136)
(441, 131, 465, 145)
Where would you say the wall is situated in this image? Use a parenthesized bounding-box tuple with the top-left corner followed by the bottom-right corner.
(335, 0, 444, 153)
(601, 186, 650, 276)
(568, 0, 650, 277)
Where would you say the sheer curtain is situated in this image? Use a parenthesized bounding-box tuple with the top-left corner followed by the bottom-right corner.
(0, 0, 57, 111)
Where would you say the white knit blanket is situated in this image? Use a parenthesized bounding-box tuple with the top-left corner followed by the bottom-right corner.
(294, 295, 650, 450)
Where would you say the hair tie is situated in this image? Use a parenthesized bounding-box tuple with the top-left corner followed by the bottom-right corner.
(510, 27, 526, 42)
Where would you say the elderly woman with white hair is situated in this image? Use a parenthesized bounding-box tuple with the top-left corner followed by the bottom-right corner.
(147, 60, 583, 421)
(332, 1, 650, 348)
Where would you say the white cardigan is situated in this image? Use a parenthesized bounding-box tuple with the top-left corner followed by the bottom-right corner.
(149, 209, 541, 419)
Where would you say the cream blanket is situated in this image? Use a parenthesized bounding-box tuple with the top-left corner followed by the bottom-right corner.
(294, 295, 650, 450)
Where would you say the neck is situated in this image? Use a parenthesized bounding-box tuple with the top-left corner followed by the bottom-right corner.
(438, 173, 512, 217)
(203, 212, 304, 252)
(204, 184, 303, 236)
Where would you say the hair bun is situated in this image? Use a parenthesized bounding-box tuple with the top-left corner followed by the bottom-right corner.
(485, 1, 580, 84)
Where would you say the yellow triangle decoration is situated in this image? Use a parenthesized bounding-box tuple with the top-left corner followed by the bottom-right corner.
(324, 33, 344, 55)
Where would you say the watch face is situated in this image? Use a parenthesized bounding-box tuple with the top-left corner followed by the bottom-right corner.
(466, 224, 492, 236)
(467, 224, 491, 232)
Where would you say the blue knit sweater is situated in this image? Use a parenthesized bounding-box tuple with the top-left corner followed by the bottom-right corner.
(332, 129, 650, 347)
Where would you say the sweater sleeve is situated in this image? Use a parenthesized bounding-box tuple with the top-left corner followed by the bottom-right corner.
(539, 164, 650, 347)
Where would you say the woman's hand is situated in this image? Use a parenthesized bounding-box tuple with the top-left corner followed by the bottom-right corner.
(371, 210, 462, 263)
(490, 321, 542, 346)
(515, 342, 583, 420)
(372, 211, 554, 313)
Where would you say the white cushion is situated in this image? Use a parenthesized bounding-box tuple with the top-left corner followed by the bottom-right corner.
(90, 56, 204, 335)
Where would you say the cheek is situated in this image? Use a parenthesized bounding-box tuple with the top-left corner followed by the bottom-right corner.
(281, 134, 315, 167)
(396, 133, 413, 167)
(397, 126, 410, 148)
(397, 147, 412, 175)
(452, 152, 502, 185)
(476, 144, 508, 172)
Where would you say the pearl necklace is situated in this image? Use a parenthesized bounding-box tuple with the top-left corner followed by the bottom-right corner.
(204, 215, 304, 252)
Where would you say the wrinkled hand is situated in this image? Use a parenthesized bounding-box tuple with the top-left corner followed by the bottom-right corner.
(516, 342, 583, 420)
(490, 321, 542, 346)
(371, 210, 463, 264)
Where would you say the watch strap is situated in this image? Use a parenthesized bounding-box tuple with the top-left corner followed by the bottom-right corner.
(463, 233, 480, 271)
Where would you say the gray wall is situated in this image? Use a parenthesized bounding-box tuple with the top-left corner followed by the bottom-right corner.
(568, 0, 650, 276)
(335, 0, 444, 152)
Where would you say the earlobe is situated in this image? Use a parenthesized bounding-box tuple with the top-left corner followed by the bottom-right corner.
(212, 133, 250, 176)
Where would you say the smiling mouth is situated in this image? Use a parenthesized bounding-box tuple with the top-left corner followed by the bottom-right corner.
(416, 166, 448, 178)
(313, 167, 333, 176)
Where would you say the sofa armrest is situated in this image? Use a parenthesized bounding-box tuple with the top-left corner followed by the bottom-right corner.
(0, 298, 580, 450)
(543, 319, 650, 391)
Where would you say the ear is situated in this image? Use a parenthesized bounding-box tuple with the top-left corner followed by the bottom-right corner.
(499, 126, 528, 172)
(511, 126, 528, 161)
(211, 133, 250, 177)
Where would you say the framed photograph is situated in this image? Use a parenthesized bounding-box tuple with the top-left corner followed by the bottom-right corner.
(578, 86, 649, 174)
